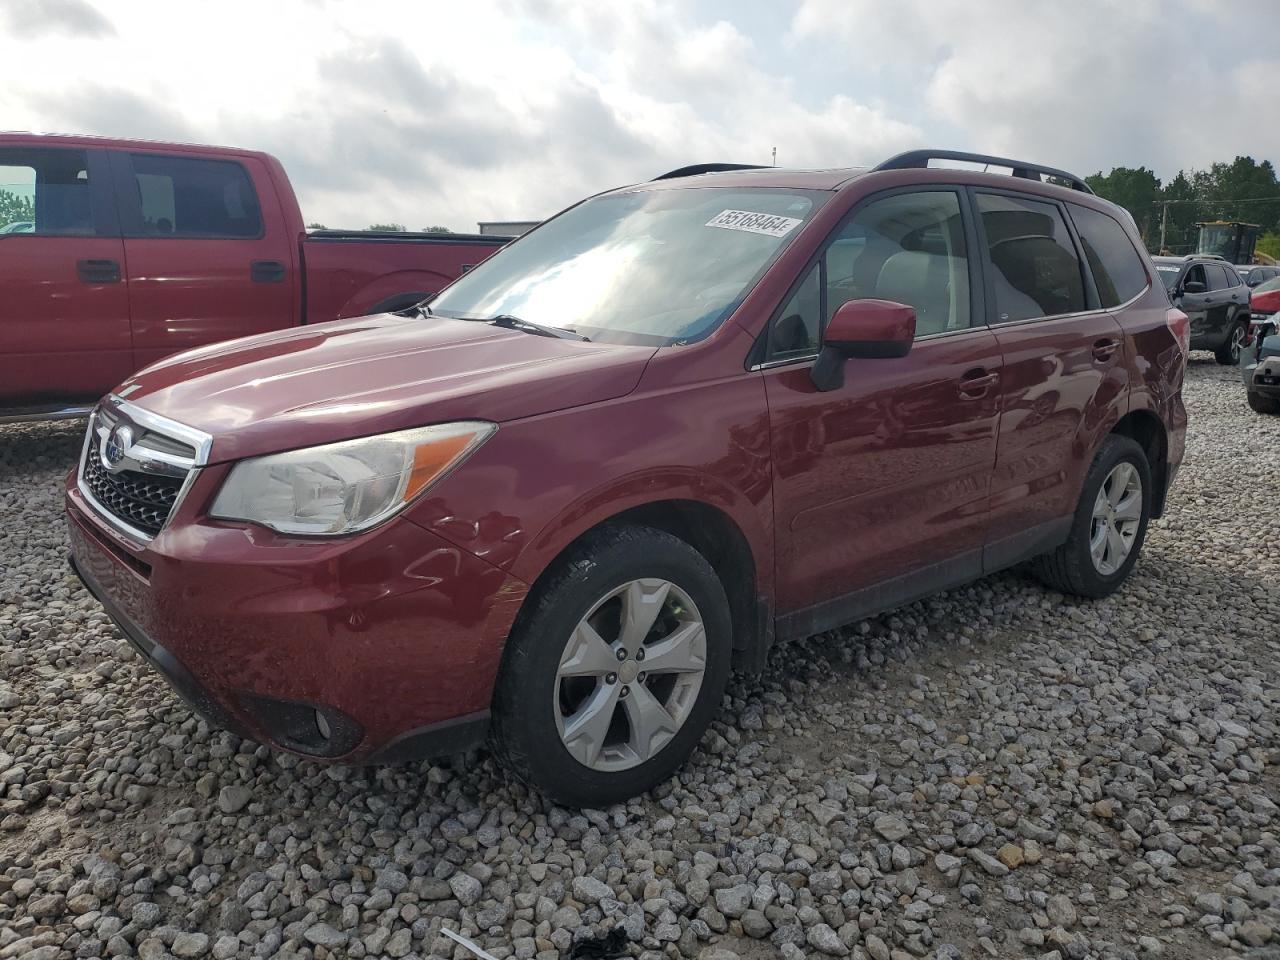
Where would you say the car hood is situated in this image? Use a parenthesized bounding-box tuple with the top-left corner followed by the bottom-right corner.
(118, 314, 657, 463)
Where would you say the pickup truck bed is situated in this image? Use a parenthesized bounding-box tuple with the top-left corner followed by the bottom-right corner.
(0, 133, 511, 419)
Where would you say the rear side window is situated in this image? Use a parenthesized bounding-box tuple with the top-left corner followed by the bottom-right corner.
(978, 193, 1085, 322)
(128, 154, 262, 238)
(1068, 203, 1150, 307)
(0, 147, 94, 236)
(1206, 263, 1234, 290)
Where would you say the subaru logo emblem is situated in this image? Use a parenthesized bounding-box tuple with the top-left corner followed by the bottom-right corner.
(101, 424, 134, 471)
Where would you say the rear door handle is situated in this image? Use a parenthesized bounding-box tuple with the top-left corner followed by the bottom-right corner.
(250, 260, 286, 283)
(77, 259, 121, 284)
(958, 368, 999, 399)
(1092, 337, 1120, 362)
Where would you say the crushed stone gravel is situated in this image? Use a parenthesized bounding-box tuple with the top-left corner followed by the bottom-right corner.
(0, 357, 1276, 960)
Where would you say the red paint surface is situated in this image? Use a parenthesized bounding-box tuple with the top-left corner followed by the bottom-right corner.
(65, 163, 1187, 761)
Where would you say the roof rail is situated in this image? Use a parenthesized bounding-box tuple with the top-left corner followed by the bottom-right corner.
(874, 149, 1094, 195)
(652, 163, 768, 181)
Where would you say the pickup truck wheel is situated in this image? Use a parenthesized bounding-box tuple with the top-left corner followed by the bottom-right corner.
(1247, 390, 1280, 415)
(491, 525, 731, 807)
(1216, 321, 1246, 365)
(1032, 435, 1151, 599)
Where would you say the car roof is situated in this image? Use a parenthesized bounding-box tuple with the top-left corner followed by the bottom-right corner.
(0, 131, 273, 161)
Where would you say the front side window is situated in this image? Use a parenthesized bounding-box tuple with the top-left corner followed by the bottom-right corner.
(0, 147, 93, 236)
(128, 154, 262, 238)
(1184, 264, 1207, 289)
(763, 190, 971, 360)
(978, 193, 1085, 322)
(430, 187, 824, 346)
(1068, 203, 1150, 307)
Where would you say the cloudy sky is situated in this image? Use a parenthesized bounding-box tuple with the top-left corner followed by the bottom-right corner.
(2, 0, 1276, 231)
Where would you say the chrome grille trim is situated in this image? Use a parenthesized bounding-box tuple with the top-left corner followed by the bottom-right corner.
(76, 396, 213, 543)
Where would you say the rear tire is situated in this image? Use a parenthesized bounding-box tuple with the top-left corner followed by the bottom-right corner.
(491, 525, 731, 807)
(1247, 390, 1280, 415)
(1033, 435, 1152, 599)
(1216, 321, 1246, 365)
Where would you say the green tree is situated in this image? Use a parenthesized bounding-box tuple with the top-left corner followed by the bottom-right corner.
(421, 224, 452, 233)
(0, 188, 34, 229)
(1259, 232, 1280, 261)
(1085, 167, 1161, 246)
(306, 221, 327, 230)
(367, 222, 406, 232)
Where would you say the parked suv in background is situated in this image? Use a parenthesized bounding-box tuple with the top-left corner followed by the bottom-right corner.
(1237, 264, 1280, 288)
(1154, 254, 1251, 364)
(67, 150, 1187, 805)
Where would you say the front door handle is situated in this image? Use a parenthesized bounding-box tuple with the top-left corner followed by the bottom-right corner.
(958, 368, 999, 399)
(77, 259, 121, 284)
(250, 260, 286, 283)
(1092, 337, 1120, 362)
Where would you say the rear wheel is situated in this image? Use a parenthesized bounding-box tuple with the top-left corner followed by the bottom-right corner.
(491, 526, 731, 807)
(1216, 321, 1247, 365)
(1247, 390, 1280, 415)
(1033, 435, 1151, 598)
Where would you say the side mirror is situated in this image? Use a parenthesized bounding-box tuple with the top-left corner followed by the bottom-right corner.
(811, 299, 916, 392)
(1182, 280, 1207, 295)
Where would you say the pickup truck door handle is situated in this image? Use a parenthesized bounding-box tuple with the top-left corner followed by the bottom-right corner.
(250, 260, 286, 284)
(76, 259, 121, 284)
(958, 368, 999, 399)
(1092, 337, 1120, 362)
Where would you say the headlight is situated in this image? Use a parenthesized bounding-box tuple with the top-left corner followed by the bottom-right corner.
(209, 421, 495, 536)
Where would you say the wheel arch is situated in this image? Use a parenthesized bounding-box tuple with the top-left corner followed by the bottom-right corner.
(1111, 409, 1169, 517)
(514, 498, 772, 674)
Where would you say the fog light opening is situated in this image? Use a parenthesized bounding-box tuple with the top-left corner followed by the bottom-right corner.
(315, 709, 332, 741)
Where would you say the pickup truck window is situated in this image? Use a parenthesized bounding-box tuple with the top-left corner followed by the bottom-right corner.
(126, 153, 263, 238)
(0, 147, 94, 236)
(429, 187, 826, 346)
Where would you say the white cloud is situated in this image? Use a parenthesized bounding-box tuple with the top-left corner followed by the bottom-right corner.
(790, 0, 1280, 180)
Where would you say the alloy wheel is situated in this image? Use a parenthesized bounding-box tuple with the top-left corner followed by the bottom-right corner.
(1089, 461, 1143, 576)
(554, 578, 706, 771)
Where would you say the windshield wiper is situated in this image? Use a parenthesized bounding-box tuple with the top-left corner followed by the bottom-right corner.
(483, 314, 590, 341)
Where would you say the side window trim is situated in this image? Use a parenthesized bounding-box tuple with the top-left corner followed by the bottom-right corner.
(755, 184, 984, 366)
(108, 150, 266, 240)
(969, 185, 1097, 327)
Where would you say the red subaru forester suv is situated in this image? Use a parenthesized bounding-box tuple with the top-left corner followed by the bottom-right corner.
(67, 150, 1188, 805)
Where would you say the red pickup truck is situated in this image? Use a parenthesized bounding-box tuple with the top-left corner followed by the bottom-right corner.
(0, 133, 509, 420)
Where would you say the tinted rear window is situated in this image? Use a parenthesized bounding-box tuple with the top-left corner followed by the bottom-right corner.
(978, 193, 1085, 322)
(1068, 203, 1150, 307)
(128, 154, 262, 238)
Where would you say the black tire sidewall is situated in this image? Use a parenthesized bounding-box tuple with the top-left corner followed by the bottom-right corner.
(1065, 436, 1153, 596)
(492, 527, 731, 807)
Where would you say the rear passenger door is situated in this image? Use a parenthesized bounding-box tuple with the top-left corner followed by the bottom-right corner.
(109, 150, 296, 368)
(975, 190, 1127, 570)
(0, 145, 130, 407)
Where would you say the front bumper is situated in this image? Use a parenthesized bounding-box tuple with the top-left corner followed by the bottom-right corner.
(66, 481, 528, 763)
(1241, 327, 1280, 398)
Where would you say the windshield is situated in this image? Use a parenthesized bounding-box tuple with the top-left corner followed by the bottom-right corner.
(1155, 263, 1182, 290)
(429, 187, 825, 345)
(1255, 276, 1280, 294)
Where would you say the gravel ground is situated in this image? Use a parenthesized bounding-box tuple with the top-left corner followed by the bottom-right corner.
(0, 357, 1277, 960)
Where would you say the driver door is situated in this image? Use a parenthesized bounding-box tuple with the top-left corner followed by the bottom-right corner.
(760, 188, 1001, 636)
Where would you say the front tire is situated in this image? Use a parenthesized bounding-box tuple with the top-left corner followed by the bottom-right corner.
(1248, 390, 1280, 415)
(491, 525, 731, 807)
(1033, 435, 1152, 598)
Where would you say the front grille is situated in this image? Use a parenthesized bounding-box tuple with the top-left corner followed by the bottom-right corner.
(83, 456, 184, 536)
(79, 403, 203, 539)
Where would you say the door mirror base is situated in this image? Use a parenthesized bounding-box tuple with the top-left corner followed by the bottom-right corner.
(810, 347, 846, 392)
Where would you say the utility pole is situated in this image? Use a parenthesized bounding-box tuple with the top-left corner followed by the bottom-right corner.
(772, 146, 776, 167)
(1159, 201, 1169, 254)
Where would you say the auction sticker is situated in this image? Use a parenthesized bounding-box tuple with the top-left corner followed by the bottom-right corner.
(706, 209, 803, 238)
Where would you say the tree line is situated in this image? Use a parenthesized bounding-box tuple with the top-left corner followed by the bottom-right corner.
(1086, 156, 1280, 261)
(307, 222, 453, 233)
